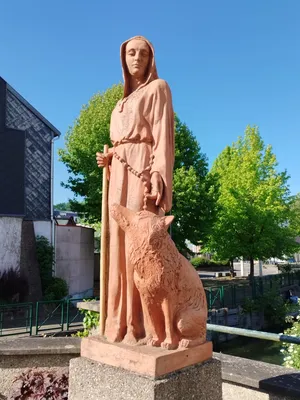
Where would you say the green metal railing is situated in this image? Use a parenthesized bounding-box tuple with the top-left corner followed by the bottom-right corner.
(35, 300, 65, 335)
(0, 302, 33, 337)
(0, 298, 97, 337)
(1, 272, 300, 337)
(205, 272, 300, 309)
(207, 324, 300, 345)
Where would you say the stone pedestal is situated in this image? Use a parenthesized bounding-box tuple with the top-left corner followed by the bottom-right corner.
(68, 336, 222, 400)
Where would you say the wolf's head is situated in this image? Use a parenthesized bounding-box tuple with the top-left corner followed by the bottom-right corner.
(110, 203, 174, 250)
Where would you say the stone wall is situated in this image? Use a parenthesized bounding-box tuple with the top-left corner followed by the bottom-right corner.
(0, 337, 299, 400)
(0, 338, 80, 399)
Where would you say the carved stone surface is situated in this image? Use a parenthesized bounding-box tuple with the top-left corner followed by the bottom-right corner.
(81, 335, 212, 377)
(100, 36, 176, 345)
(110, 204, 208, 350)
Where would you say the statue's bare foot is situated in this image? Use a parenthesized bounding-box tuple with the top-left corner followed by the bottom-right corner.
(147, 337, 161, 347)
(122, 331, 138, 345)
(161, 338, 178, 350)
(179, 337, 205, 348)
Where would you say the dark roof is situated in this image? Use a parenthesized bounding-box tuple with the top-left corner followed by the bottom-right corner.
(1, 76, 61, 137)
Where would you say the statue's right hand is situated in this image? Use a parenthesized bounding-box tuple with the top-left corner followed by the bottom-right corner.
(96, 152, 108, 168)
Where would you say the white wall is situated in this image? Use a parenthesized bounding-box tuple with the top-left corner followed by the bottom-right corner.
(33, 221, 52, 243)
(0, 217, 23, 272)
(55, 226, 94, 299)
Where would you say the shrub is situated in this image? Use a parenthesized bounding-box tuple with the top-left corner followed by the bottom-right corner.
(282, 316, 300, 369)
(36, 235, 55, 294)
(190, 257, 210, 268)
(0, 268, 28, 303)
(9, 369, 68, 399)
(242, 284, 294, 329)
(278, 263, 293, 273)
(190, 257, 230, 269)
(44, 277, 68, 301)
(74, 300, 99, 337)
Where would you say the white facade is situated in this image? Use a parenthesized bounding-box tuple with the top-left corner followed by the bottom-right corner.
(0, 217, 23, 272)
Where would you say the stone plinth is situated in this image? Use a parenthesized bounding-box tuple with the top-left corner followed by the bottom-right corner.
(81, 336, 213, 377)
(69, 356, 222, 400)
(68, 336, 222, 400)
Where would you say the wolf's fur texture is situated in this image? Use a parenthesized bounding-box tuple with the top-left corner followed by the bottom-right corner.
(110, 203, 208, 349)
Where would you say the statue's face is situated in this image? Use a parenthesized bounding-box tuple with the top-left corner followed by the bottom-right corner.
(125, 39, 150, 79)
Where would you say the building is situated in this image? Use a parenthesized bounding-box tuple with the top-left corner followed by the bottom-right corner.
(0, 76, 60, 275)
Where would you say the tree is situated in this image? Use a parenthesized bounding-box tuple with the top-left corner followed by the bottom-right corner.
(59, 84, 215, 255)
(53, 202, 72, 211)
(206, 125, 300, 277)
(172, 116, 217, 254)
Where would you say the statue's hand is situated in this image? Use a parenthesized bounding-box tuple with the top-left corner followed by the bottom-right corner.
(96, 152, 108, 168)
(147, 172, 163, 206)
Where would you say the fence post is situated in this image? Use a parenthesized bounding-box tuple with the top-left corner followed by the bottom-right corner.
(61, 301, 65, 331)
(209, 288, 212, 309)
(221, 286, 225, 308)
(35, 302, 40, 335)
(0, 309, 3, 336)
(29, 304, 33, 336)
(66, 299, 70, 331)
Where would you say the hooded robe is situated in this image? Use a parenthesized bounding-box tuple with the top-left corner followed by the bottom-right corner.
(105, 36, 175, 343)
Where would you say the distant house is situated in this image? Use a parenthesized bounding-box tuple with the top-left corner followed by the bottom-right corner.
(0, 76, 60, 274)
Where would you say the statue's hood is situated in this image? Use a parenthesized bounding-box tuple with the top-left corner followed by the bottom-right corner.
(120, 35, 158, 98)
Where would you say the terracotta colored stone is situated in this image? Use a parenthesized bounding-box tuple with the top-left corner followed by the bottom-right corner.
(110, 204, 208, 350)
(81, 336, 212, 377)
(96, 36, 175, 345)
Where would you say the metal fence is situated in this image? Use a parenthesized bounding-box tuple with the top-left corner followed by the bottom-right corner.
(0, 297, 97, 337)
(1, 272, 300, 337)
(205, 272, 300, 309)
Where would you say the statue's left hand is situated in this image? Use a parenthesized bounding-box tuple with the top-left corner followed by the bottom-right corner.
(147, 172, 163, 206)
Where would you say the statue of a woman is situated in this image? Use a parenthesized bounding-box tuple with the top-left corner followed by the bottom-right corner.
(96, 36, 175, 344)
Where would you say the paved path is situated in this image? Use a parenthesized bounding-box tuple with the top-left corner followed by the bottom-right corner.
(199, 262, 279, 279)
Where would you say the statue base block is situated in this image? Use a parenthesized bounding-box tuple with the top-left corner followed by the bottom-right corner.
(68, 336, 222, 400)
(80, 335, 213, 377)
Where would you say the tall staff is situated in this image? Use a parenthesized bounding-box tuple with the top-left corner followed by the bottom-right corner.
(99, 144, 109, 336)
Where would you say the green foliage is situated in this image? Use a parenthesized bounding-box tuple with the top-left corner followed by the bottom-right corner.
(58, 84, 122, 220)
(36, 235, 55, 293)
(190, 257, 229, 269)
(44, 277, 68, 301)
(172, 117, 217, 255)
(9, 369, 68, 399)
(75, 300, 100, 337)
(54, 202, 72, 211)
(278, 263, 293, 273)
(59, 85, 216, 255)
(206, 126, 300, 276)
(0, 268, 28, 303)
(282, 311, 300, 369)
(242, 283, 294, 329)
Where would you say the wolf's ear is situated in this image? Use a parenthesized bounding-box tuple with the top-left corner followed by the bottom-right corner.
(162, 215, 174, 229)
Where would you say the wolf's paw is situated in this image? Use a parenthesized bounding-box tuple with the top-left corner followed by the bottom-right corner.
(161, 339, 178, 350)
(179, 337, 205, 348)
(147, 337, 161, 347)
(137, 335, 152, 346)
(179, 338, 190, 348)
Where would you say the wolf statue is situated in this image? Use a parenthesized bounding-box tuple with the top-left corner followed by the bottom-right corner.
(110, 203, 208, 350)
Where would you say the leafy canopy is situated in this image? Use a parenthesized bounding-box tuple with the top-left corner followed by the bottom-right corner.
(206, 125, 300, 273)
(59, 84, 215, 255)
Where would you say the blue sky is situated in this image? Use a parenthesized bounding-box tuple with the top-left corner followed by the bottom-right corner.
(1, 0, 299, 204)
